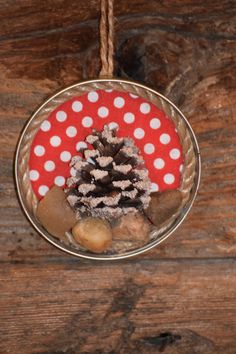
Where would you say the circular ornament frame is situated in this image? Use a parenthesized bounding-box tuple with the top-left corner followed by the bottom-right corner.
(15, 78, 201, 260)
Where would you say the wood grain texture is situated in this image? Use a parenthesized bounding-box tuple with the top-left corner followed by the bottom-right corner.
(0, 0, 236, 353)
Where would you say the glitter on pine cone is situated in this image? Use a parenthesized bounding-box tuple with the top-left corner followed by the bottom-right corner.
(66, 125, 151, 220)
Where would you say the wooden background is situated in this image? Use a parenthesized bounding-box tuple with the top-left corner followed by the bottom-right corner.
(0, 0, 236, 353)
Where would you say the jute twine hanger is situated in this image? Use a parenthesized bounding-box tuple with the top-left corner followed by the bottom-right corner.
(99, 0, 114, 78)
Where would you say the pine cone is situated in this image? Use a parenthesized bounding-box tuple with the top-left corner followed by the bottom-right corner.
(66, 125, 151, 220)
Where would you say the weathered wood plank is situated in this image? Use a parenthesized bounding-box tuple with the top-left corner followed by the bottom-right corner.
(0, 260, 235, 354)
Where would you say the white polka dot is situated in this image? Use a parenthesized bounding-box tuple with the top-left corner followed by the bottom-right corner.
(124, 112, 135, 124)
(82, 116, 93, 128)
(44, 160, 55, 172)
(56, 110, 67, 122)
(60, 151, 71, 162)
(130, 93, 138, 98)
(34, 145, 45, 157)
(144, 143, 155, 154)
(179, 164, 184, 173)
(72, 101, 83, 112)
(150, 118, 161, 129)
(164, 173, 175, 185)
(134, 128, 145, 139)
(38, 185, 49, 197)
(54, 176, 65, 187)
(114, 97, 125, 108)
(140, 102, 151, 114)
(154, 158, 165, 169)
(50, 136, 61, 147)
(151, 183, 159, 192)
(170, 148, 181, 160)
(108, 122, 119, 130)
(160, 133, 171, 145)
(105, 89, 113, 92)
(66, 126, 77, 138)
(29, 170, 39, 181)
(70, 167, 76, 177)
(40, 120, 51, 132)
(88, 91, 99, 102)
(98, 106, 109, 118)
(76, 141, 88, 151)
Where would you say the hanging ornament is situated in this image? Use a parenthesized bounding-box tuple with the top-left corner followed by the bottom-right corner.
(15, 0, 200, 260)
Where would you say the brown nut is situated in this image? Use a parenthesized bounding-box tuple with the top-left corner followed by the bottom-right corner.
(112, 212, 150, 251)
(145, 189, 183, 226)
(72, 217, 112, 253)
(36, 186, 77, 241)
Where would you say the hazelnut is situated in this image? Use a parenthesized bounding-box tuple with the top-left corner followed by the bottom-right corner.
(72, 217, 112, 253)
(112, 212, 150, 251)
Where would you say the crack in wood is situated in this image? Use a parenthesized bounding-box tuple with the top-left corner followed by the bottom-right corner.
(142, 332, 181, 352)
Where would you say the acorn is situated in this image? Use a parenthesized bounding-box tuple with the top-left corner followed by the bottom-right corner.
(72, 217, 112, 253)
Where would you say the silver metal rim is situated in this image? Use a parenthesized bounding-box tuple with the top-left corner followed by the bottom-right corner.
(15, 78, 201, 261)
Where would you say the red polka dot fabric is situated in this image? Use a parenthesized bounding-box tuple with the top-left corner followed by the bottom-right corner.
(29, 90, 184, 199)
